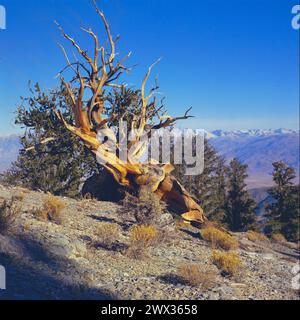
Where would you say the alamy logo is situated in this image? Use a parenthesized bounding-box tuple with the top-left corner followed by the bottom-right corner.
(95, 124, 205, 176)
(291, 4, 300, 30)
(0, 265, 6, 290)
(0, 5, 6, 30)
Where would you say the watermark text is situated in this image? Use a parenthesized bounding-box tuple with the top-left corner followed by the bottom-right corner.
(0, 265, 6, 290)
(0, 5, 6, 30)
(292, 4, 300, 30)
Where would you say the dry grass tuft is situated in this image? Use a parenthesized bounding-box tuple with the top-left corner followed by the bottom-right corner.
(126, 225, 158, 259)
(201, 226, 238, 250)
(211, 250, 243, 276)
(130, 225, 158, 245)
(96, 222, 121, 246)
(33, 195, 66, 225)
(246, 230, 268, 242)
(0, 198, 21, 234)
(43, 195, 66, 225)
(178, 264, 216, 288)
(33, 207, 48, 222)
(271, 233, 286, 243)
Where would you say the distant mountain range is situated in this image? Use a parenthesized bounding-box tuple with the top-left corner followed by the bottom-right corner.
(208, 128, 298, 138)
(0, 135, 20, 172)
(0, 129, 299, 189)
(208, 129, 299, 188)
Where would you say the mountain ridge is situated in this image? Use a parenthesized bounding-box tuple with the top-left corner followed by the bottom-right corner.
(0, 129, 299, 189)
(208, 128, 299, 139)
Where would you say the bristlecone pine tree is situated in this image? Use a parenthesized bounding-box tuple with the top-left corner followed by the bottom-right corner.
(224, 158, 256, 231)
(4, 84, 98, 197)
(265, 161, 299, 242)
(28, 0, 207, 224)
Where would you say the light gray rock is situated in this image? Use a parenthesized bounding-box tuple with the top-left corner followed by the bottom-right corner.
(44, 234, 86, 259)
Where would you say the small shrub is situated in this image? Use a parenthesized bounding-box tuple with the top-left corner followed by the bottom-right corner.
(42, 195, 66, 225)
(122, 188, 166, 225)
(33, 207, 48, 222)
(0, 199, 21, 234)
(246, 230, 268, 242)
(201, 226, 238, 250)
(96, 222, 120, 246)
(130, 224, 158, 245)
(271, 233, 286, 243)
(126, 225, 158, 259)
(211, 250, 242, 276)
(178, 264, 216, 288)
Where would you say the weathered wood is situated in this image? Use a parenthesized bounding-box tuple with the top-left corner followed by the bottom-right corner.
(54, 0, 207, 224)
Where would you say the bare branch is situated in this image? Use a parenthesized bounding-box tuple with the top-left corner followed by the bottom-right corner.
(92, 0, 115, 68)
(55, 21, 95, 70)
(81, 26, 99, 66)
(151, 107, 194, 131)
(138, 58, 162, 131)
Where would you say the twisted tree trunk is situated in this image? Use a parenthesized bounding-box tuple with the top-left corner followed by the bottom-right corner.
(53, 0, 207, 224)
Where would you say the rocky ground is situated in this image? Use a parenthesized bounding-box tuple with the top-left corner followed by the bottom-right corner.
(0, 184, 299, 300)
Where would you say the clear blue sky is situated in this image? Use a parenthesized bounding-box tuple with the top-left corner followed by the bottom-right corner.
(0, 0, 299, 135)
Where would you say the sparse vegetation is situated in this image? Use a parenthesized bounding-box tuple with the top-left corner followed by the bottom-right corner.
(0, 198, 21, 234)
(246, 230, 268, 242)
(33, 195, 66, 225)
(43, 195, 66, 224)
(130, 225, 158, 245)
(33, 207, 48, 222)
(126, 225, 158, 259)
(96, 222, 120, 246)
(271, 233, 287, 243)
(211, 250, 243, 276)
(122, 188, 166, 225)
(201, 226, 238, 250)
(0, 183, 299, 300)
(178, 264, 216, 288)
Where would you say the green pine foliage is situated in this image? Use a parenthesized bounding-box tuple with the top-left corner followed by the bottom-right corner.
(265, 161, 299, 242)
(173, 139, 227, 224)
(223, 158, 257, 232)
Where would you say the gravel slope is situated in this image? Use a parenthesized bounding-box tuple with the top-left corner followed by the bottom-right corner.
(0, 184, 299, 300)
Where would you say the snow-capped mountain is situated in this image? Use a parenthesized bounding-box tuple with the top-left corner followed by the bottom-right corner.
(209, 128, 298, 139)
(209, 129, 299, 188)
